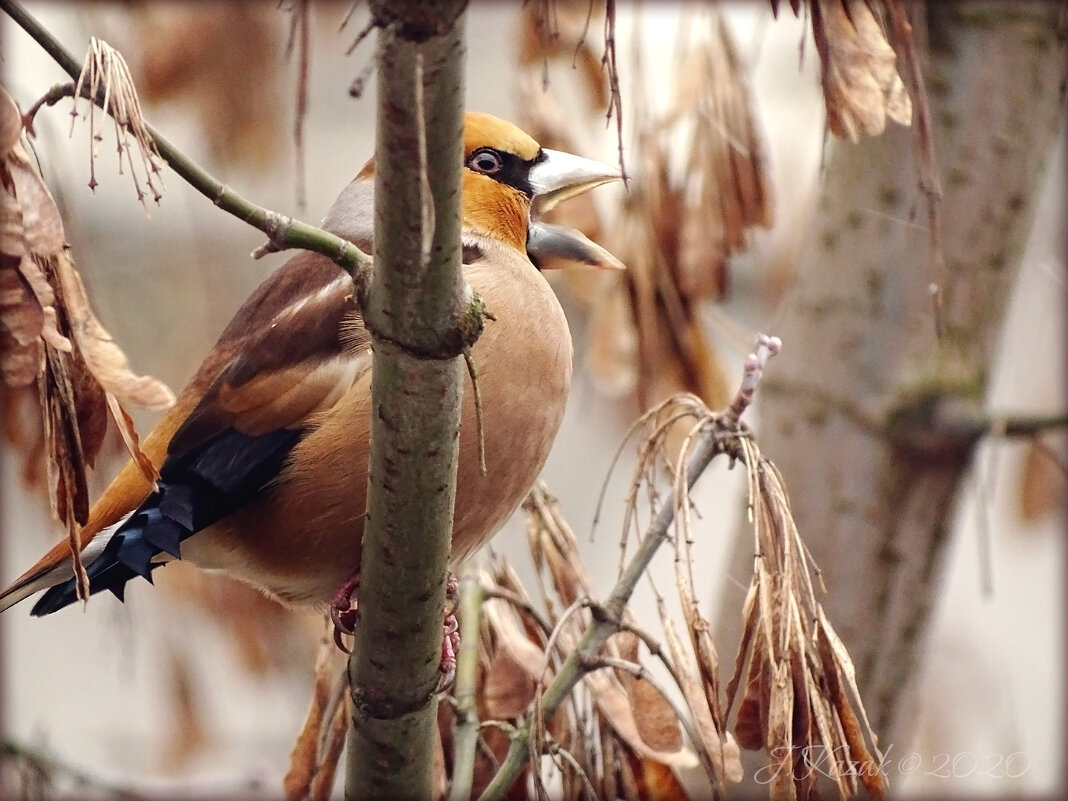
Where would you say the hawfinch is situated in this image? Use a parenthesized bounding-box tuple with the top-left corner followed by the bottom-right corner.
(0, 112, 620, 619)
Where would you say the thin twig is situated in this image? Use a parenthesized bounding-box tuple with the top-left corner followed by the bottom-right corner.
(543, 735, 598, 801)
(1, 0, 372, 284)
(448, 567, 486, 801)
(463, 347, 487, 475)
(1, 739, 145, 800)
(289, 0, 311, 211)
(481, 585, 555, 638)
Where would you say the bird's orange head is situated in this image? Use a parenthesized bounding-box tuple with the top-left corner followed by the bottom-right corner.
(460, 112, 619, 253)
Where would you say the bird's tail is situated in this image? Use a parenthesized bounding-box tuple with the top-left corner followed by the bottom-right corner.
(2, 427, 302, 616)
(0, 522, 123, 615)
(28, 506, 179, 616)
(0, 477, 211, 616)
(22, 473, 219, 616)
(0, 485, 193, 616)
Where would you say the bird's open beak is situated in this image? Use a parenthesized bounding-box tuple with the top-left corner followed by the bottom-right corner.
(526, 149, 624, 272)
(526, 222, 625, 271)
(528, 149, 621, 214)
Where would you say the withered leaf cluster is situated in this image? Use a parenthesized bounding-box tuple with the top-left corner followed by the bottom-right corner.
(0, 84, 174, 599)
(516, 4, 773, 420)
(284, 372, 886, 800)
(727, 440, 887, 801)
(449, 482, 740, 800)
(69, 37, 166, 205)
(284, 621, 350, 801)
(776, 0, 912, 141)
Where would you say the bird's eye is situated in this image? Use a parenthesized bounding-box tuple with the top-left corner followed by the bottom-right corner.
(468, 148, 504, 175)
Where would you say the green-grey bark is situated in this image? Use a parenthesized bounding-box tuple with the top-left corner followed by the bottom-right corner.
(716, 0, 1063, 755)
(346, 2, 468, 799)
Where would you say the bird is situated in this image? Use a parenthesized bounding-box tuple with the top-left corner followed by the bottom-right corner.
(0, 112, 622, 627)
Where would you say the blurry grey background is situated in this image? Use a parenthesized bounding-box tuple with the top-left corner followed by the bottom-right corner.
(1, 2, 1062, 797)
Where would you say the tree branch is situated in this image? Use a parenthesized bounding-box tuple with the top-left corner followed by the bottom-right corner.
(0, 0, 372, 287)
(447, 568, 486, 801)
(345, 1, 468, 799)
(2, 739, 144, 800)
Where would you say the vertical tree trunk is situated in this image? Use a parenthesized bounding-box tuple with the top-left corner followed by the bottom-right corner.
(347, 2, 468, 799)
(717, 0, 1063, 752)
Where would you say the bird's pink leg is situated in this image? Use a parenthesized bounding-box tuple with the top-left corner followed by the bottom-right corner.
(330, 570, 461, 683)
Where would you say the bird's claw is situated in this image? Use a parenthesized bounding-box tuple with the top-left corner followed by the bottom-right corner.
(443, 571, 460, 617)
(331, 604, 359, 653)
(330, 573, 361, 654)
(437, 572, 461, 691)
(327, 571, 461, 681)
(438, 615, 460, 691)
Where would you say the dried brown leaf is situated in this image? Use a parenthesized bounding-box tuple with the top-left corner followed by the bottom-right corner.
(766, 663, 795, 801)
(734, 655, 767, 752)
(585, 664, 696, 768)
(15, 254, 69, 352)
(816, 615, 887, 800)
(284, 621, 348, 801)
(672, 12, 773, 300)
(106, 393, 157, 482)
(1017, 438, 1066, 523)
(623, 749, 691, 801)
(484, 648, 537, 719)
(3, 156, 66, 258)
(41, 343, 91, 526)
(54, 251, 174, 411)
(481, 593, 550, 684)
(724, 569, 760, 720)
(0, 87, 21, 156)
(0, 254, 44, 386)
(815, 609, 883, 760)
(659, 612, 729, 783)
(524, 485, 599, 607)
(307, 701, 347, 801)
(811, 0, 912, 141)
(626, 673, 684, 754)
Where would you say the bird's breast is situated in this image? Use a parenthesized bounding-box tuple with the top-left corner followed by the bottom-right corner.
(450, 256, 573, 562)
(184, 253, 572, 606)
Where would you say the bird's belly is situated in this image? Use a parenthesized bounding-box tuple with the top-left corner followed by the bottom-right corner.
(182, 276, 572, 607)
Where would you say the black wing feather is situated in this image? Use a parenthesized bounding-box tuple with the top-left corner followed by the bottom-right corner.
(31, 427, 302, 616)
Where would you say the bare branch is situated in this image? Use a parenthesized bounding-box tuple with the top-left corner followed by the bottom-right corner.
(1, 0, 372, 284)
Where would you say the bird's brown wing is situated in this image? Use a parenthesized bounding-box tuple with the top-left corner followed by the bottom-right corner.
(0, 252, 368, 611)
(169, 253, 369, 456)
